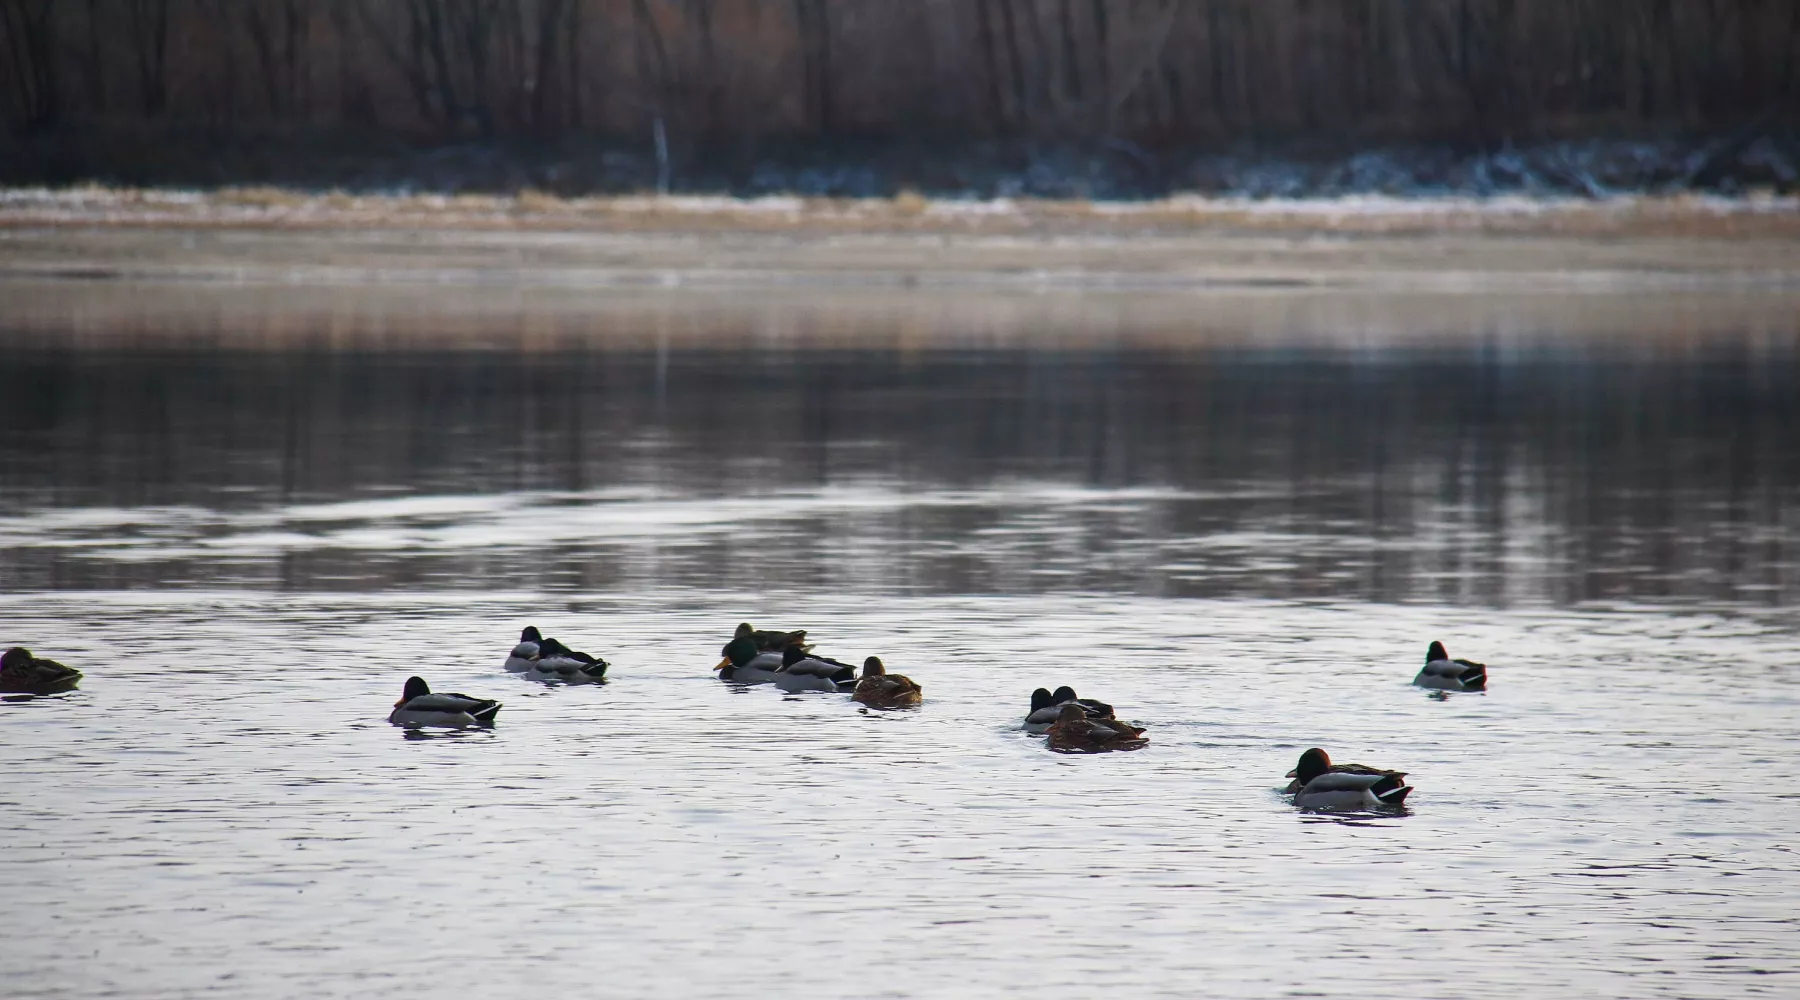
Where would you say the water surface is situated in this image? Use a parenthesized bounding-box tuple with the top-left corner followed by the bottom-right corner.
(2, 287, 1797, 999)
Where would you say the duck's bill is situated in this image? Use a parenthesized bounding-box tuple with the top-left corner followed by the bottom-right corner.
(1285, 769, 1298, 777)
(713, 657, 732, 671)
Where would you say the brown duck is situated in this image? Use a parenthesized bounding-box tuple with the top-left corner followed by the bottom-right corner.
(852, 657, 921, 709)
(1045, 703, 1147, 753)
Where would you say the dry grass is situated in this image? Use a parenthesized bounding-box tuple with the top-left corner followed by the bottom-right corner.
(2, 184, 1798, 240)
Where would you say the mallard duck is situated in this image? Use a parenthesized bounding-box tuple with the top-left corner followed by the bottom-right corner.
(504, 625, 608, 682)
(504, 626, 543, 671)
(1021, 685, 1114, 733)
(1413, 641, 1486, 691)
(1045, 703, 1148, 753)
(715, 623, 789, 683)
(1283, 748, 1412, 810)
(388, 676, 501, 728)
(772, 644, 858, 693)
(853, 657, 921, 708)
(0, 647, 82, 694)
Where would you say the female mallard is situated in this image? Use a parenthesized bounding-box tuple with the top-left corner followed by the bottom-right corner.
(1283, 748, 1412, 810)
(852, 657, 921, 708)
(1413, 640, 1486, 691)
(0, 647, 82, 695)
(1021, 685, 1114, 734)
(504, 626, 608, 682)
(388, 676, 501, 728)
(1044, 703, 1148, 753)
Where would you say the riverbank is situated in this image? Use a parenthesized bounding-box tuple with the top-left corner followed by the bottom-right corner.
(2, 186, 1799, 304)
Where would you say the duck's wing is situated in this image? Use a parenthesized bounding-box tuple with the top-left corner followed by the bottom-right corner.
(752, 629, 807, 651)
(783, 657, 855, 681)
(416, 692, 500, 715)
(1076, 698, 1115, 719)
(1331, 763, 1407, 781)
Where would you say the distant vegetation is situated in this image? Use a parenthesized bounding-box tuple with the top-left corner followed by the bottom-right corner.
(1, 1, 1796, 195)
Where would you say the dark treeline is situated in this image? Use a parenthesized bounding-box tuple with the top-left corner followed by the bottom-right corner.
(2, 1, 1797, 191)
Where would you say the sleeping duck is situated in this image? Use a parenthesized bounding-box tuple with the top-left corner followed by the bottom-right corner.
(388, 676, 501, 728)
(772, 644, 858, 693)
(852, 657, 921, 708)
(0, 647, 82, 695)
(1413, 641, 1486, 691)
(1044, 703, 1148, 753)
(504, 626, 608, 682)
(1021, 686, 1115, 734)
(1283, 747, 1412, 810)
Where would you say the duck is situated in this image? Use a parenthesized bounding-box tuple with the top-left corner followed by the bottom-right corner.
(1021, 685, 1115, 734)
(715, 623, 789, 683)
(1283, 747, 1412, 810)
(772, 644, 859, 694)
(388, 676, 501, 728)
(0, 647, 82, 695)
(504, 625, 608, 682)
(1413, 640, 1486, 691)
(1044, 703, 1148, 753)
(852, 657, 921, 708)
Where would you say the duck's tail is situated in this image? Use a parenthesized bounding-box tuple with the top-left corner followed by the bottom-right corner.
(470, 701, 502, 724)
(581, 659, 609, 679)
(1454, 660, 1487, 689)
(1371, 775, 1412, 806)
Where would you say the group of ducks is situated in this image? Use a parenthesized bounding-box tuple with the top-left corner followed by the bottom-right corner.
(8, 628, 1487, 813)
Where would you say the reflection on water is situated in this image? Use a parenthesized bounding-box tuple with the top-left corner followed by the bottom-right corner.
(2, 302, 1796, 605)
(2, 288, 1799, 999)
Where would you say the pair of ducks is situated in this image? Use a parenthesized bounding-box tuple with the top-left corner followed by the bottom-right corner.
(715, 623, 923, 709)
(1023, 686, 1148, 753)
(390, 623, 606, 727)
(1280, 640, 1484, 809)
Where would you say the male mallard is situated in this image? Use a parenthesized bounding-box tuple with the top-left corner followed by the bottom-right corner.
(0, 647, 82, 695)
(504, 625, 608, 682)
(772, 644, 858, 693)
(1413, 640, 1486, 691)
(1021, 685, 1114, 734)
(1283, 747, 1412, 810)
(715, 623, 789, 683)
(1044, 703, 1148, 753)
(388, 676, 501, 728)
(853, 657, 921, 708)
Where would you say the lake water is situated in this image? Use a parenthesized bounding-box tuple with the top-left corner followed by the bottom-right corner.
(2, 285, 1797, 999)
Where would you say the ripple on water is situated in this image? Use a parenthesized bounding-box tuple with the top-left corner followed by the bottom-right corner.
(1, 591, 1796, 999)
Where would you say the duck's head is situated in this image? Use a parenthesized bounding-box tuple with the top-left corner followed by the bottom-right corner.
(1287, 747, 1332, 783)
(1056, 703, 1088, 723)
(1051, 685, 1079, 704)
(863, 656, 885, 677)
(398, 676, 431, 706)
(1029, 687, 1055, 711)
(1426, 641, 1447, 663)
(781, 645, 808, 667)
(521, 626, 542, 643)
(734, 622, 755, 640)
(1, 647, 30, 670)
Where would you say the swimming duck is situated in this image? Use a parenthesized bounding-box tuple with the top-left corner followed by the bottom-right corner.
(0, 647, 82, 694)
(505, 626, 608, 682)
(772, 644, 858, 693)
(853, 657, 922, 708)
(388, 676, 501, 728)
(715, 623, 789, 683)
(1413, 641, 1486, 691)
(1283, 747, 1412, 810)
(1021, 686, 1115, 734)
(1044, 703, 1148, 753)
